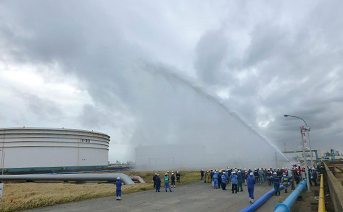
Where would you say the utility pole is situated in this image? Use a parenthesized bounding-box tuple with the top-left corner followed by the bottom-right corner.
(301, 127, 311, 192)
(284, 115, 314, 168)
(0, 149, 3, 175)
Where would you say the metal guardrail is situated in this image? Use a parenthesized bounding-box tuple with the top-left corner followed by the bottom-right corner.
(274, 180, 307, 212)
(324, 163, 343, 212)
(318, 174, 325, 212)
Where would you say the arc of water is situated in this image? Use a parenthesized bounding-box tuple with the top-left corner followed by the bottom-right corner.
(140, 62, 292, 164)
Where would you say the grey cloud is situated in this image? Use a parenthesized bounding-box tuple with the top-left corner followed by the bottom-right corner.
(1, 1, 343, 165)
(194, 28, 229, 85)
(218, 1, 343, 154)
(78, 104, 120, 129)
(19, 92, 64, 121)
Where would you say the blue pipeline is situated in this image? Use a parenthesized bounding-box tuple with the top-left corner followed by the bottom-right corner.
(239, 185, 284, 212)
(274, 180, 307, 212)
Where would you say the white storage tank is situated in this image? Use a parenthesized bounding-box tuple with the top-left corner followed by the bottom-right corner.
(0, 127, 110, 172)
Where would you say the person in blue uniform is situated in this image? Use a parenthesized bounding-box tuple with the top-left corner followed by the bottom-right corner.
(258, 168, 264, 184)
(247, 172, 255, 203)
(153, 173, 157, 188)
(155, 174, 161, 192)
(223, 170, 229, 182)
(213, 171, 219, 189)
(230, 171, 238, 193)
(116, 177, 122, 200)
(221, 172, 227, 190)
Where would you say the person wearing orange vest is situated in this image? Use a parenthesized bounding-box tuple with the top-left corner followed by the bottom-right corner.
(295, 168, 300, 184)
(301, 167, 306, 180)
(267, 169, 272, 186)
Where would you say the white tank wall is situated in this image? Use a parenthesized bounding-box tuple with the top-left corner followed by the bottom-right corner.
(0, 128, 110, 169)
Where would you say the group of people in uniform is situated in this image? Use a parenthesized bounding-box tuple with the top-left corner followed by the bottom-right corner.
(202, 167, 257, 203)
(152, 171, 181, 192)
(201, 165, 319, 203)
(115, 164, 319, 202)
(266, 165, 318, 195)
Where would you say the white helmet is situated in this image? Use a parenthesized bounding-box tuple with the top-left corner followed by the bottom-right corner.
(250, 172, 253, 176)
(117, 177, 120, 180)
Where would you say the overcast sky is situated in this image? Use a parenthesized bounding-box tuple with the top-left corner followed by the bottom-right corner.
(1, 1, 342, 164)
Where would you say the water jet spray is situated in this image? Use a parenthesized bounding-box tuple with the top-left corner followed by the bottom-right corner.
(140, 62, 292, 165)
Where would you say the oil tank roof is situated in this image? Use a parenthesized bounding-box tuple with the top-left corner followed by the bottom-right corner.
(0, 127, 110, 138)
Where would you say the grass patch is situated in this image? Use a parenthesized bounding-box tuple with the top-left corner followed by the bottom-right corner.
(0, 171, 200, 212)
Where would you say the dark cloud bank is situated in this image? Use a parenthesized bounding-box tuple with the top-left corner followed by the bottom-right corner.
(1, 1, 343, 169)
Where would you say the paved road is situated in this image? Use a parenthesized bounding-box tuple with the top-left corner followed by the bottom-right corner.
(21, 182, 289, 212)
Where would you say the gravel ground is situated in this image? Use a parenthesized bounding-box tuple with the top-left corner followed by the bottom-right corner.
(21, 182, 290, 212)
